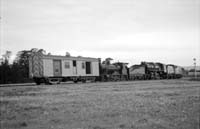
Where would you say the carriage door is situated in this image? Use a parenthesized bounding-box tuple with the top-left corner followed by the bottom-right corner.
(73, 60, 77, 75)
(53, 60, 62, 76)
(86, 62, 91, 74)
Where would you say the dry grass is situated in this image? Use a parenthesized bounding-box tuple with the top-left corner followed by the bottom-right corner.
(0, 80, 200, 129)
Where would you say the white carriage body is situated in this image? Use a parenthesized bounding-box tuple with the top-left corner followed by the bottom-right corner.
(29, 52, 100, 79)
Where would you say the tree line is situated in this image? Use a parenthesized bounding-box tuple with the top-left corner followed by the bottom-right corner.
(0, 48, 45, 84)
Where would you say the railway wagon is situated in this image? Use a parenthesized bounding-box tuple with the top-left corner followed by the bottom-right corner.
(166, 64, 185, 79)
(166, 64, 176, 79)
(29, 51, 100, 84)
(175, 66, 184, 78)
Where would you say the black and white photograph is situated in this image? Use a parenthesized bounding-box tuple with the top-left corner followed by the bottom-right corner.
(0, 0, 200, 129)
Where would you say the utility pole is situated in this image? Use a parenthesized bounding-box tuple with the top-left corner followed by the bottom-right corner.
(193, 58, 196, 79)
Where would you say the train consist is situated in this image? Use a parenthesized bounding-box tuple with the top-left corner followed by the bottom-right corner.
(29, 51, 185, 85)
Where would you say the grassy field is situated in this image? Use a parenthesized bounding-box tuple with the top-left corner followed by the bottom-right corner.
(0, 79, 200, 129)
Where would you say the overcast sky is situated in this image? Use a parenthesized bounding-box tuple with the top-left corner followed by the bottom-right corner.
(1, 0, 200, 66)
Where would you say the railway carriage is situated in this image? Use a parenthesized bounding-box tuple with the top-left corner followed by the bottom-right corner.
(29, 51, 100, 84)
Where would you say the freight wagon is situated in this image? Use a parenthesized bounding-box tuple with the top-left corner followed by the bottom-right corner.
(29, 51, 100, 84)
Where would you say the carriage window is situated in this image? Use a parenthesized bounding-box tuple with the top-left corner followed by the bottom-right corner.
(65, 62, 70, 69)
(82, 62, 85, 69)
(73, 60, 76, 67)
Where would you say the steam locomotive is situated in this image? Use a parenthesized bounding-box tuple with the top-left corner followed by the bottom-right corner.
(100, 58, 185, 82)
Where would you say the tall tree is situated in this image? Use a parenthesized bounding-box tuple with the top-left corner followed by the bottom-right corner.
(0, 48, 46, 84)
(0, 51, 12, 84)
(14, 50, 31, 78)
(14, 48, 46, 78)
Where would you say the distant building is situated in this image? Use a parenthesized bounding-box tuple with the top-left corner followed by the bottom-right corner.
(188, 69, 200, 76)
